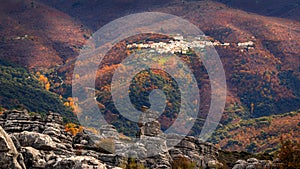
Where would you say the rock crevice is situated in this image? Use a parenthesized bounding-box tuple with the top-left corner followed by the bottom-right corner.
(0, 110, 279, 169)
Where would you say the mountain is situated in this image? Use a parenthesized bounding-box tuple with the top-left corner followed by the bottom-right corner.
(36, 0, 300, 116)
(0, 58, 77, 123)
(214, 0, 300, 21)
(0, 0, 89, 69)
(211, 110, 300, 153)
(39, 0, 175, 31)
(0, 0, 299, 153)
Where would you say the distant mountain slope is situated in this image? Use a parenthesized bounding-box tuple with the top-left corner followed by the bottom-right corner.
(0, 0, 90, 69)
(211, 110, 300, 153)
(46, 0, 300, 116)
(214, 0, 300, 21)
(156, 1, 300, 117)
(39, 0, 175, 30)
(0, 59, 77, 122)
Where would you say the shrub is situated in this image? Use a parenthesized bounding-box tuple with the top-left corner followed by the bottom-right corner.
(227, 139, 241, 146)
(277, 139, 300, 169)
(119, 158, 146, 169)
(0, 106, 3, 115)
(246, 142, 257, 153)
(65, 123, 83, 136)
(172, 156, 197, 169)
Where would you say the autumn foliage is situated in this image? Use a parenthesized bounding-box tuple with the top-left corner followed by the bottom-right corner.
(36, 72, 51, 91)
(65, 123, 83, 136)
(277, 139, 300, 169)
(0, 105, 4, 115)
(63, 97, 79, 114)
(214, 111, 300, 153)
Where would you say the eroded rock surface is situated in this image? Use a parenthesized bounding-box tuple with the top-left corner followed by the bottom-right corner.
(0, 126, 26, 169)
(232, 158, 275, 169)
(0, 110, 280, 169)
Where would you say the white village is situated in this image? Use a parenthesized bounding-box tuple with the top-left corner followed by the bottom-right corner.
(126, 35, 255, 54)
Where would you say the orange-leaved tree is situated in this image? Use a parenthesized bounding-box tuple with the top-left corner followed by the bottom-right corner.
(277, 139, 300, 169)
(65, 123, 83, 136)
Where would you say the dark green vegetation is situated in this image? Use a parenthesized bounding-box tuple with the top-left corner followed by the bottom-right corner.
(230, 58, 300, 118)
(0, 59, 77, 123)
(129, 69, 181, 114)
(210, 110, 300, 153)
(96, 68, 183, 136)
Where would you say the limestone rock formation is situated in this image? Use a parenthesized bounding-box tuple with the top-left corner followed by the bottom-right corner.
(0, 126, 26, 169)
(137, 109, 162, 138)
(0, 110, 109, 169)
(0, 109, 280, 168)
(45, 156, 107, 169)
(0, 110, 44, 133)
(232, 158, 275, 169)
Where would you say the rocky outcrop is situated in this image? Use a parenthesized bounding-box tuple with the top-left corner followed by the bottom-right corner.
(0, 110, 108, 169)
(13, 131, 56, 151)
(232, 158, 275, 169)
(0, 109, 225, 168)
(45, 156, 107, 169)
(0, 109, 280, 169)
(0, 126, 26, 169)
(137, 109, 162, 137)
(0, 110, 44, 133)
(118, 109, 222, 168)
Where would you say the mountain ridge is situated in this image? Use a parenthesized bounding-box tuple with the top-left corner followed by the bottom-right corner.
(0, 0, 299, 154)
